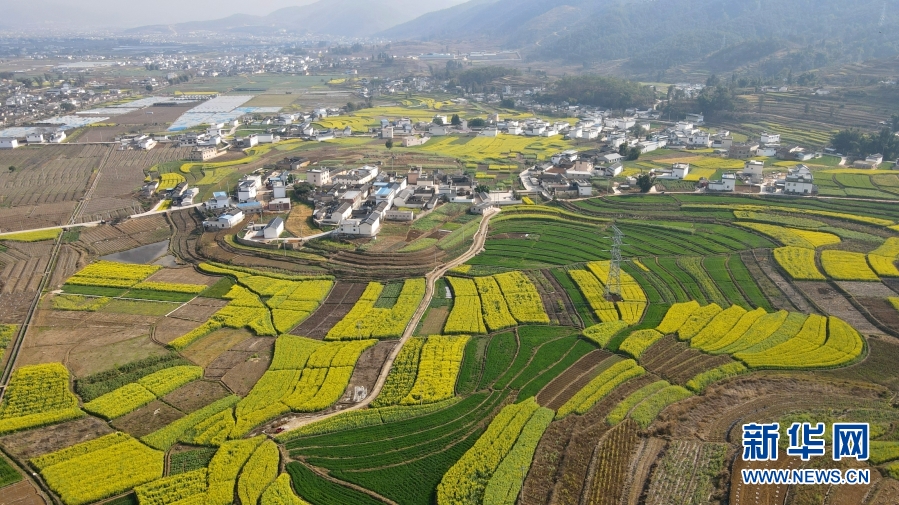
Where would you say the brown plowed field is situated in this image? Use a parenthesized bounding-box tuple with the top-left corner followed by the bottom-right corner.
(110, 399, 184, 438)
(0, 291, 36, 325)
(48, 245, 85, 290)
(794, 281, 881, 334)
(523, 374, 658, 505)
(166, 298, 228, 323)
(341, 340, 397, 404)
(0, 480, 45, 505)
(22, 309, 168, 377)
(533, 269, 579, 328)
(641, 335, 735, 385)
(154, 317, 204, 345)
(0, 415, 113, 462)
(662, 375, 888, 443)
(537, 350, 614, 409)
(857, 297, 899, 332)
(291, 282, 366, 339)
(751, 249, 816, 313)
(169, 208, 203, 263)
(78, 214, 171, 256)
(219, 338, 274, 396)
(0, 241, 52, 294)
(206, 337, 274, 380)
(161, 380, 232, 413)
(200, 232, 327, 275)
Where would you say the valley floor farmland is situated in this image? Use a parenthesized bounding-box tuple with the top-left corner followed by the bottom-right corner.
(1, 188, 899, 505)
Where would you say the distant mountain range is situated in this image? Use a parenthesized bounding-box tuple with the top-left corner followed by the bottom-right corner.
(383, 0, 899, 75)
(129, 0, 468, 37)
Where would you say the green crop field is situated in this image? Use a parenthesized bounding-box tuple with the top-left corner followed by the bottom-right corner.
(5, 84, 899, 505)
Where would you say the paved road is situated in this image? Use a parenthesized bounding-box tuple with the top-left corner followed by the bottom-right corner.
(276, 207, 500, 434)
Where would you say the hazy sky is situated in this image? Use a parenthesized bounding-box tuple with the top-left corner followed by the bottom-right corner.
(6, 0, 318, 28)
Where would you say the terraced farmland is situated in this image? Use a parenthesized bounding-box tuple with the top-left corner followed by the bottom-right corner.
(3, 174, 899, 505)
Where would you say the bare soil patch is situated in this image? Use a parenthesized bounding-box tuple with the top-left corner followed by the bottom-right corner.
(731, 455, 803, 505)
(0, 241, 53, 295)
(837, 281, 898, 298)
(284, 203, 318, 238)
(640, 335, 734, 385)
(0, 415, 113, 462)
(857, 297, 899, 331)
(748, 249, 812, 312)
(292, 282, 366, 339)
(154, 317, 203, 345)
(221, 354, 272, 396)
(880, 278, 899, 294)
(342, 340, 397, 402)
(22, 309, 167, 377)
(869, 479, 899, 505)
(537, 350, 612, 409)
(78, 214, 172, 256)
(0, 292, 35, 325)
(418, 306, 449, 336)
(534, 269, 579, 327)
(181, 328, 256, 368)
(167, 298, 228, 322)
(794, 281, 881, 334)
(162, 380, 232, 413)
(110, 399, 184, 438)
(0, 480, 44, 505)
(821, 337, 899, 392)
(661, 374, 887, 443)
(206, 337, 274, 379)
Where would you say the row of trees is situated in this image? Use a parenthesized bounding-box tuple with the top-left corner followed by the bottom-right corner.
(830, 127, 899, 160)
(535, 75, 656, 109)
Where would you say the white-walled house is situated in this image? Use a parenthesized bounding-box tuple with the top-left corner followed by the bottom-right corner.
(575, 181, 593, 197)
(203, 211, 244, 229)
(238, 181, 258, 202)
(257, 133, 280, 144)
(308, 168, 332, 187)
(760, 132, 781, 145)
(263, 217, 285, 239)
(338, 212, 382, 237)
(0, 138, 19, 149)
(655, 163, 690, 180)
(688, 131, 712, 147)
(206, 191, 232, 209)
(708, 172, 736, 191)
(138, 137, 157, 150)
(603, 163, 624, 177)
(783, 165, 815, 194)
(756, 146, 777, 157)
(26, 132, 45, 143)
(743, 160, 764, 183)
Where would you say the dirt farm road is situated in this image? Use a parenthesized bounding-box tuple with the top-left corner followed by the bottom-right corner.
(276, 207, 501, 434)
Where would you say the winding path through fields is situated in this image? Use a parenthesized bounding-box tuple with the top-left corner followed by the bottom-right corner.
(276, 207, 500, 434)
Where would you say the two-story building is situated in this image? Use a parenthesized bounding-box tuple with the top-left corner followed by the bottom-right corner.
(783, 165, 816, 195)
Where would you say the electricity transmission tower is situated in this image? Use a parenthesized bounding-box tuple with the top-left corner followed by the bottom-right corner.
(604, 225, 623, 300)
